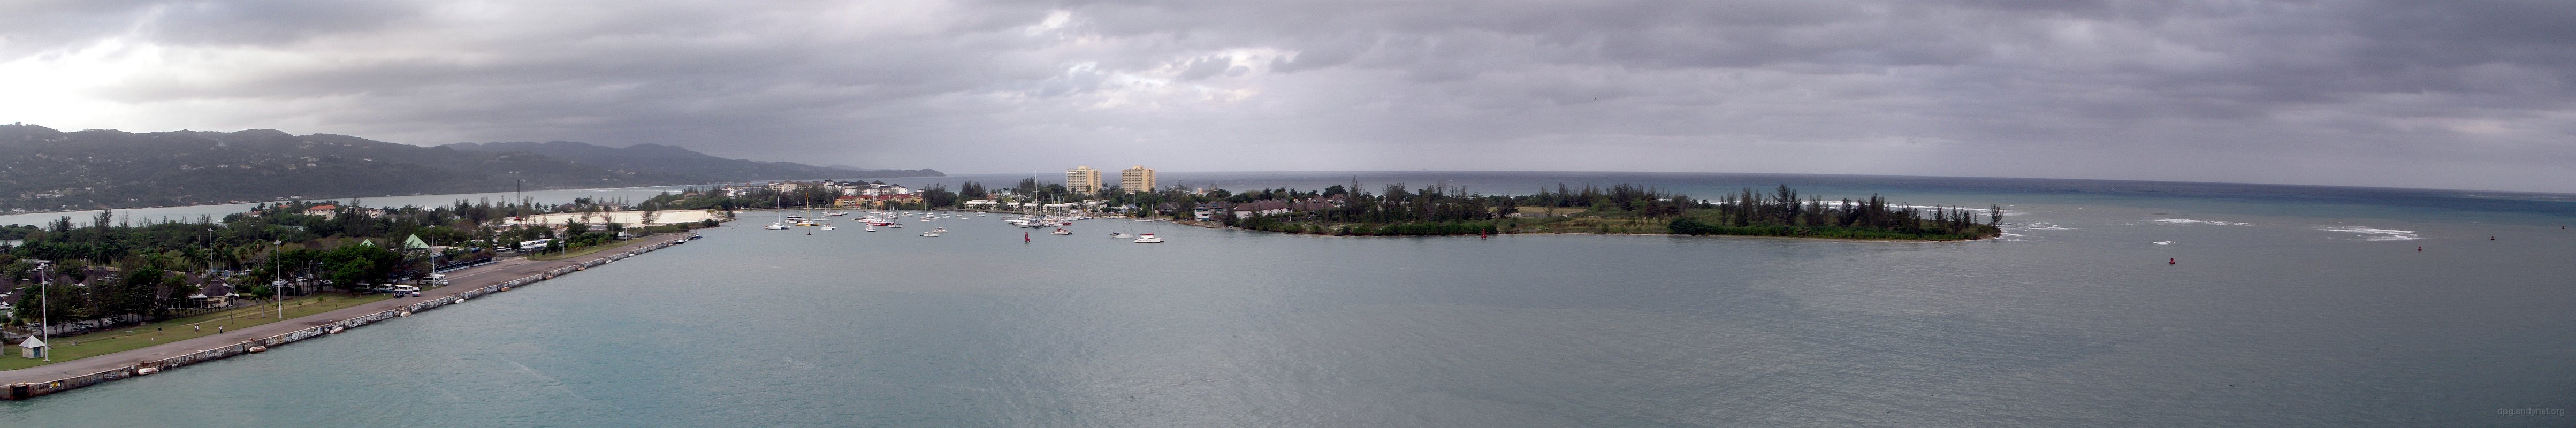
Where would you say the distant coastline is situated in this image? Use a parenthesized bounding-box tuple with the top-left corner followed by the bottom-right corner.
(1183, 184, 2002, 242)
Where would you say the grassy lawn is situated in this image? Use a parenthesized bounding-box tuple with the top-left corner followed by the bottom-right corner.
(0, 293, 393, 370)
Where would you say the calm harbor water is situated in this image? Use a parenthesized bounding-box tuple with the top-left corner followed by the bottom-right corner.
(2, 172, 2572, 427)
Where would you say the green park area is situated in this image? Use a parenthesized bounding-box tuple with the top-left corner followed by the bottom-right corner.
(1, 293, 391, 370)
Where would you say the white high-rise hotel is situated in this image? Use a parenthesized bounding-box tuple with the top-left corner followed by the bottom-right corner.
(1066, 166, 1103, 194)
(1119, 166, 1155, 193)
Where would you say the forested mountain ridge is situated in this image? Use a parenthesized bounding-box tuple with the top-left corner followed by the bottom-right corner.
(439, 140, 939, 182)
(0, 124, 932, 213)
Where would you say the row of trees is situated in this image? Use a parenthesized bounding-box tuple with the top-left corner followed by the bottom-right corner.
(1205, 182, 2001, 240)
(1675, 186, 2000, 237)
(0, 195, 690, 327)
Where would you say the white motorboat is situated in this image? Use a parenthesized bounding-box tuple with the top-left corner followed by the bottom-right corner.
(920, 232, 941, 237)
(818, 224, 838, 231)
(1133, 233, 1163, 243)
(865, 225, 878, 232)
(1113, 233, 1135, 238)
(1050, 228, 1072, 235)
(764, 223, 789, 230)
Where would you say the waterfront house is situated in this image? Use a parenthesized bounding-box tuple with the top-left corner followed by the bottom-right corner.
(303, 204, 338, 217)
(842, 193, 923, 208)
(843, 180, 910, 196)
(1231, 200, 1291, 218)
(1192, 202, 1234, 221)
(178, 274, 236, 310)
(767, 181, 805, 193)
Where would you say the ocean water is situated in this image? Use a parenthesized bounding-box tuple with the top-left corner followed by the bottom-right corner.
(1, 172, 2571, 427)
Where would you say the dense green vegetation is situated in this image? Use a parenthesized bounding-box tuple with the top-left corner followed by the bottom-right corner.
(1, 198, 713, 327)
(1218, 183, 2001, 240)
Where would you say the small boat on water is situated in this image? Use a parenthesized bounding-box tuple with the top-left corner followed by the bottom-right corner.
(866, 225, 878, 232)
(920, 232, 941, 237)
(764, 223, 789, 230)
(689, 234, 704, 239)
(1133, 233, 1163, 243)
(827, 211, 847, 217)
(887, 224, 904, 228)
(1050, 228, 1072, 235)
(818, 224, 839, 231)
(1114, 232, 1135, 238)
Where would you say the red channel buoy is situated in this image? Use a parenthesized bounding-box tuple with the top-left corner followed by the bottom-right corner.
(2168, 258, 2176, 264)
(2417, 246, 2423, 251)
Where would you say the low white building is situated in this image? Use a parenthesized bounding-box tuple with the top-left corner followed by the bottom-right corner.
(19, 335, 46, 359)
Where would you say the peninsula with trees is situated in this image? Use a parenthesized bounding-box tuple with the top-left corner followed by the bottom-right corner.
(650, 178, 2002, 241)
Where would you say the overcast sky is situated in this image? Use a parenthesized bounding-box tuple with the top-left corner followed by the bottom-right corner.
(2, 1, 2571, 192)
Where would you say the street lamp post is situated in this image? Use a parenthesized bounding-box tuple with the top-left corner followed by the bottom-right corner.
(34, 260, 51, 361)
(273, 240, 283, 319)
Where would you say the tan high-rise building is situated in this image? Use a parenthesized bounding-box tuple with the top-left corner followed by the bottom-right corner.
(1066, 166, 1104, 194)
(1119, 165, 1155, 193)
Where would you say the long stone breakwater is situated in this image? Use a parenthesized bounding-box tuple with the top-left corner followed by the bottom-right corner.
(1, 238, 687, 400)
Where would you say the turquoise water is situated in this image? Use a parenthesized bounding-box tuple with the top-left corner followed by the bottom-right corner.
(3, 173, 2572, 427)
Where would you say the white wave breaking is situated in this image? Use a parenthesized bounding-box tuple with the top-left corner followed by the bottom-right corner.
(2317, 226, 2420, 241)
(2015, 223, 2076, 230)
(2154, 218, 2252, 226)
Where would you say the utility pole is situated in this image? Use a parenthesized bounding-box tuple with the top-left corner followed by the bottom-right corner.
(274, 240, 284, 319)
(35, 260, 51, 361)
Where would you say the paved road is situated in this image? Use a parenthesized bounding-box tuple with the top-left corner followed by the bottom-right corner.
(0, 237, 677, 384)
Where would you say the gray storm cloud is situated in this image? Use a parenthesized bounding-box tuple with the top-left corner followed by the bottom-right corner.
(1, 0, 2570, 192)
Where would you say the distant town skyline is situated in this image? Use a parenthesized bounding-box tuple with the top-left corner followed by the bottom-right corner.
(3, 2, 2572, 193)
